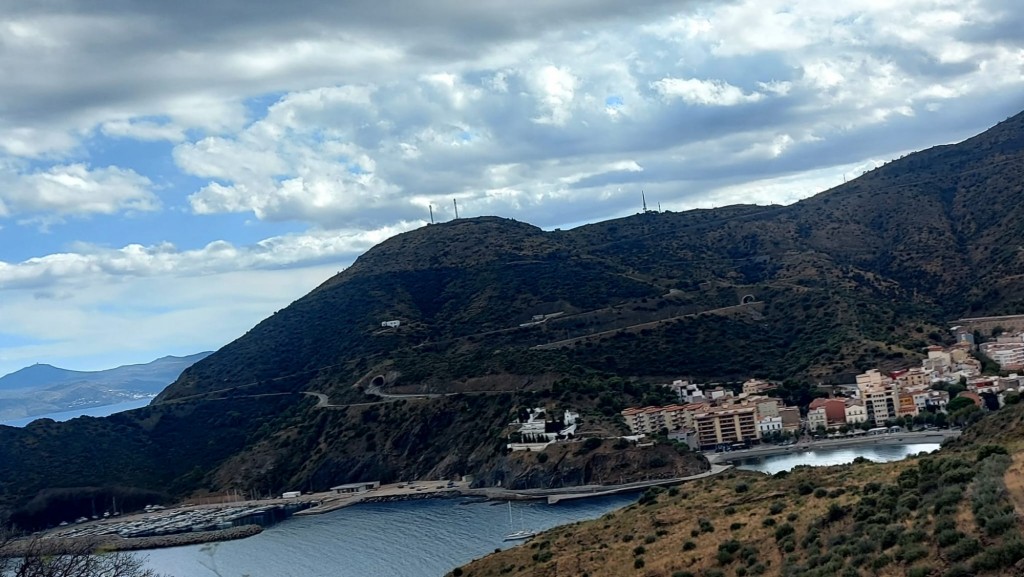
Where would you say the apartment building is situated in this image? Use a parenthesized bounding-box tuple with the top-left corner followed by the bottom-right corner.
(844, 399, 868, 424)
(857, 369, 899, 425)
(694, 405, 759, 449)
(807, 406, 828, 431)
(778, 407, 802, 432)
(808, 398, 847, 426)
(980, 342, 1024, 371)
(742, 379, 776, 395)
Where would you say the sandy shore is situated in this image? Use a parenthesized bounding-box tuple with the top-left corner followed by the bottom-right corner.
(706, 430, 959, 464)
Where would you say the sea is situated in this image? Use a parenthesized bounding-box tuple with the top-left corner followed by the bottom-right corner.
(138, 443, 941, 577)
(0, 398, 153, 427)
(141, 495, 638, 577)
(732, 442, 942, 475)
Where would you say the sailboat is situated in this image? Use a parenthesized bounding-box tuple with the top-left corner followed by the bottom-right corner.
(503, 501, 536, 541)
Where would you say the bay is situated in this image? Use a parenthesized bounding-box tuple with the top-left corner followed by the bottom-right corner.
(0, 397, 153, 427)
(732, 442, 942, 475)
(142, 494, 638, 577)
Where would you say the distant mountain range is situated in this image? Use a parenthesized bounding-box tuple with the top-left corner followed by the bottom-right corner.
(0, 353, 212, 421)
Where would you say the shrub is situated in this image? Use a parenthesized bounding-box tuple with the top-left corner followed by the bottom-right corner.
(774, 524, 795, 542)
(976, 444, 1009, 462)
(699, 518, 715, 533)
(634, 557, 645, 569)
(797, 482, 815, 496)
(682, 541, 697, 551)
(672, 572, 695, 577)
(769, 502, 785, 515)
(762, 518, 776, 528)
(813, 487, 828, 498)
(633, 545, 646, 556)
(724, 506, 736, 515)
(645, 535, 657, 544)
(907, 566, 932, 577)
(536, 452, 548, 463)
(786, 513, 799, 522)
(937, 528, 962, 549)
(729, 522, 745, 531)
(946, 538, 980, 562)
(735, 483, 749, 494)
(622, 534, 634, 542)
(897, 545, 928, 564)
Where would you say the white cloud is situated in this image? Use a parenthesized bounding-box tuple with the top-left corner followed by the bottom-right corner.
(0, 163, 158, 220)
(531, 65, 579, 125)
(652, 77, 763, 106)
(100, 119, 186, 142)
(0, 222, 422, 290)
(0, 264, 343, 376)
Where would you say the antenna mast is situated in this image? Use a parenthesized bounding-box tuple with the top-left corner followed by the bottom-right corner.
(453, 199, 460, 219)
(429, 204, 434, 224)
(642, 190, 648, 213)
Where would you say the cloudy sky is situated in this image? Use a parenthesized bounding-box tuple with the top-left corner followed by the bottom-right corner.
(0, 0, 1022, 377)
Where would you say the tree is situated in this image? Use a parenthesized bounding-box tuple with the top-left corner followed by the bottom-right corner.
(947, 396, 976, 413)
(0, 532, 162, 577)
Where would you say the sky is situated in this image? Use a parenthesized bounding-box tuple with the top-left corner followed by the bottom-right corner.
(1, 0, 1023, 377)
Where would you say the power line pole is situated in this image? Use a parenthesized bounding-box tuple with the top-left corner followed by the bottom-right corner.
(453, 199, 460, 219)
(429, 204, 434, 224)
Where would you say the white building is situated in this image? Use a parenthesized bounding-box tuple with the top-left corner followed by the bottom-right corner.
(844, 399, 868, 424)
(757, 416, 783, 436)
(381, 320, 401, 328)
(807, 406, 828, 431)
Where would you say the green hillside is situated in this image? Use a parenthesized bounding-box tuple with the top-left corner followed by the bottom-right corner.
(456, 403, 1024, 577)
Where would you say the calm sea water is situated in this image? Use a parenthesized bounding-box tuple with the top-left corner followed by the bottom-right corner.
(733, 443, 942, 475)
(0, 398, 153, 427)
(141, 495, 638, 577)
(136, 444, 937, 576)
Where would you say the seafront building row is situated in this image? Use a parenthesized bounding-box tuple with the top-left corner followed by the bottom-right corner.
(622, 343, 1024, 451)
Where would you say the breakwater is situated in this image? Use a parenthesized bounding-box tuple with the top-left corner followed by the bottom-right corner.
(0, 525, 263, 557)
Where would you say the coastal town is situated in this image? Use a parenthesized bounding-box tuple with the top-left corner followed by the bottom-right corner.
(620, 331, 1024, 452)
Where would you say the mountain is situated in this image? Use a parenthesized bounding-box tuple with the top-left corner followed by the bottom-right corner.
(2, 109, 1024, 530)
(0, 353, 212, 421)
(158, 112, 1024, 405)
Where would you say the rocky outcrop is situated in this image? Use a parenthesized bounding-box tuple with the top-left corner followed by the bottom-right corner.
(470, 442, 708, 490)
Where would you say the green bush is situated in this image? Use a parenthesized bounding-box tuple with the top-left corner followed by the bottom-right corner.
(769, 502, 785, 515)
(813, 487, 828, 498)
(762, 518, 776, 527)
(633, 545, 646, 556)
(735, 483, 749, 494)
(775, 524, 795, 542)
(682, 540, 697, 551)
(634, 557, 645, 569)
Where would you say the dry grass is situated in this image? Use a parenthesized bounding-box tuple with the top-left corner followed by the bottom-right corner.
(454, 459, 914, 577)
(1003, 452, 1024, 517)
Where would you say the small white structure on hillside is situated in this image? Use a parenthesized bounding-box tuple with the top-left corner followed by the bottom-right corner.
(381, 320, 401, 328)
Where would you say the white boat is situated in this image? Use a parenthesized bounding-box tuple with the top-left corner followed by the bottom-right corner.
(503, 502, 536, 541)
